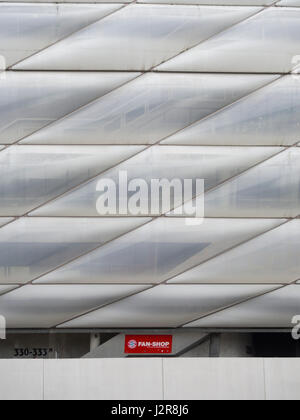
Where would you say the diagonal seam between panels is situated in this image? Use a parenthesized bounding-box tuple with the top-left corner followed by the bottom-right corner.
(0, 70, 142, 151)
(26, 217, 286, 285)
(151, 3, 269, 71)
(160, 74, 289, 147)
(0, 72, 280, 230)
(0, 285, 18, 298)
(4, 2, 283, 149)
(138, 2, 277, 5)
(168, 114, 300, 217)
(179, 278, 300, 328)
(154, 0, 282, 72)
(18, 72, 285, 147)
(49, 216, 297, 328)
(162, 142, 300, 283)
(179, 285, 287, 328)
(53, 279, 300, 331)
(9, 2, 268, 72)
(0, 142, 293, 295)
(0, 71, 142, 149)
(22, 216, 287, 287)
(0, 135, 294, 299)
(180, 284, 287, 328)
(23, 75, 283, 215)
(19, 137, 297, 289)
(3, 2, 288, 278)
(7, 2, 134, 70)
(30, 139, 296, 282)
(0, 218, 154, 299)
(169, 138, 300, 219)
(4, 40, 282, 209)
(164, 219, 292, 284)
(51, 284, 155, 329)
(24, 217, 152, 284)
(0, 189, 290, 307)
(49, 202, 300, 328)
(0, 0, 290, 328)
(52, 285, 284, 329)
(0, 3, 285, 207)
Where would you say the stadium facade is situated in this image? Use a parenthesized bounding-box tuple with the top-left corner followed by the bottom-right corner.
(0, 0, 300, 359)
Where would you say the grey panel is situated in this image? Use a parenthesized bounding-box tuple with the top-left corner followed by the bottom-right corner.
(169, 220, 300, 284)
(0, 145, 144, 216)
(277, 0, 300, 6)
(13, 4, 260, 71)
(0, 1, 132, 4)
(0, 285, 17, 296)
(163, 76, 300, 146)
(202, 147, 300, 218)
(140, 0, 273, 4)
(21, 73, 277, 146)
(0, 217, 149, 284)
(0, 71, 139, 144)
(58, 284, 275, 328)
(0, 3, 122, 68)
(159, 7, 300, 73)
(0, 284, 148, 328)
(0, 218, 13, 228)
(185, 285, 300, 328)
(35, 218, 283, 284)
(30, 145, 281, 217)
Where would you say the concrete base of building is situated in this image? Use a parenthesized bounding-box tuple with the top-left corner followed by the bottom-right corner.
(0, 357, 299, 400)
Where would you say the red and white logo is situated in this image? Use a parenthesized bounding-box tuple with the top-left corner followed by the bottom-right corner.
(128, 339, 137, 349)
(125, 335, 173, 354)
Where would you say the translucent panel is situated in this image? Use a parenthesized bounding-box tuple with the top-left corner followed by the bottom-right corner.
(59, 284, 275, 328)
(159, 8, 300, 73)
(13, 4, 260, 71)
(163, 76, 300, 147)
(31, 145, 281, 217)
(278, 0, 300, 5)
(0, 3, 121, 68)
(0, 145, 143, 216)
(0, 217, 149, 284)
(0, 71, 139, 144)
(185, 285, 299, 328)
(0, 1, 131, 4)
(0, 285, 17, 296)
(202, 148, 300, 218)
(0, 218, 13, 228)
(140, 0, 273, 4)
(0, 284, 148, 328)
(35, 218, 283, 285)
(21, 73, 277, 146)
(294, 64, 300, 75)
(169, 220, 300, 285)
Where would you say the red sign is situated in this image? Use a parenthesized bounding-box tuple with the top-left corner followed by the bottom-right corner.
(125, 335, 173, 354)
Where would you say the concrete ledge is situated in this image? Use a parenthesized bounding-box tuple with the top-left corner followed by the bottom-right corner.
(0, 358, 300, 400)
(44, 359, 163, 400)
(164, 358, 265, 400)
(0, 360, 44, 400)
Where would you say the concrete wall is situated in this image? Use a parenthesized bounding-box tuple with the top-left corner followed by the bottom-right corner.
(0, 358, 300, 400)
(0, 333, 90, 359)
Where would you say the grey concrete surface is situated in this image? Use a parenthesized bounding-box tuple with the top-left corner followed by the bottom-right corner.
(0, 358, 299, 400)
(0, 360, 44, 400)
(0, 333, 90, 358)
(163, 358, 265, 400)
(44, 359, 163, 400)
(264, 358, 300, 400)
